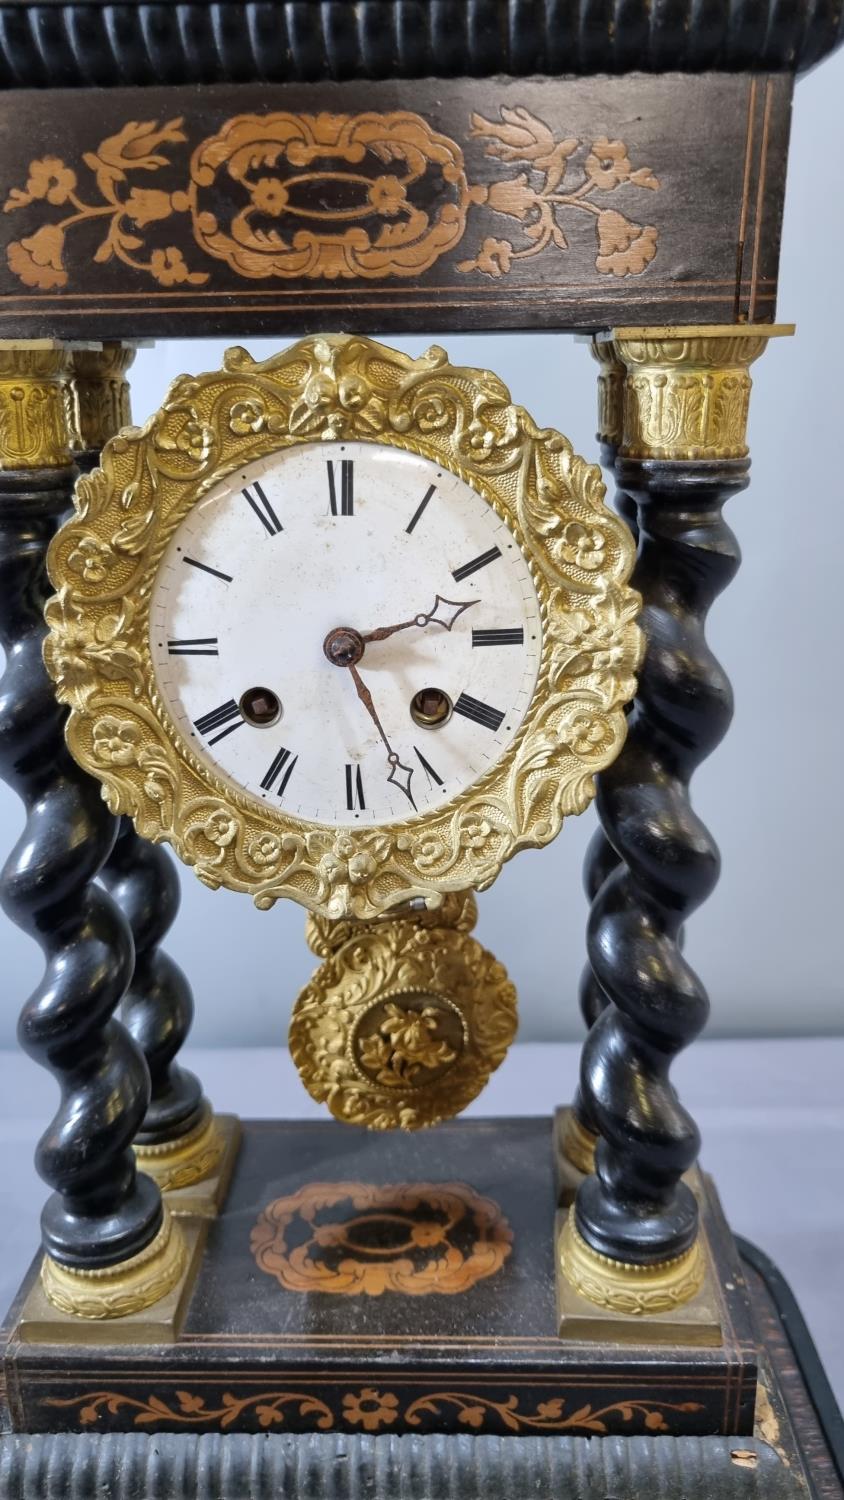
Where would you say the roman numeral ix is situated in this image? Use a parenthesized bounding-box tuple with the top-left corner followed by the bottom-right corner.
(472, 627, 524, 647)
(453, 692, 505, 732)
(328, 460, 354, 516)
(451, 545, 502, 583)
(167, 637, 219, 656)
(193, 699, 244, 746)
(260, 745, 298, 798)
(243, 481, 282, 536)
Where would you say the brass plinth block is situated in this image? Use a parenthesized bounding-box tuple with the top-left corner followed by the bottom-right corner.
(39, 1206, 187, 1322)
(18, 1217, 205, 1346)
(306, 889, 478, 958)
(68, 342, 136, 456)
(556, 1201, 721, 1347)
(134, 1108, 240, 1217)
(553, 1108, 598, 1204)
(0, 339, 74, 469)
(594, 324, 794, 462)
(558, 1109, 598, 1176)
(291, 920, 517, 1130)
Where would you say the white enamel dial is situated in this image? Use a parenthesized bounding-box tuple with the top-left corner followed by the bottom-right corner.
(149, 440, 542, 828)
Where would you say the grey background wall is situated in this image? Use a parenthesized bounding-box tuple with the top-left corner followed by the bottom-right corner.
(1, 53, 842, 1047)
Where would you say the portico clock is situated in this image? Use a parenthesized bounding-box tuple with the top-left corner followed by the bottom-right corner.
(44, 334, 641, 922)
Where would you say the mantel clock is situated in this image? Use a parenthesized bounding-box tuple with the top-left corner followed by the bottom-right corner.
(0, 4, 839, 1497)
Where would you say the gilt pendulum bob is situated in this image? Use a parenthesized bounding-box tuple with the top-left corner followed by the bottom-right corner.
(295, 891, 518, 1129)
(44, 332, 641, 1134)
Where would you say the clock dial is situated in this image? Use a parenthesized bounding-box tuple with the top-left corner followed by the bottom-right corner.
(150, 440, 542, 828)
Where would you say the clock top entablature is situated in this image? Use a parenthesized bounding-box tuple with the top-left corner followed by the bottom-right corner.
(0, 1, 839, 338)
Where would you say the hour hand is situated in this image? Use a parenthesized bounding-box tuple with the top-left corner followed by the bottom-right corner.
(360, 595, 477, 644)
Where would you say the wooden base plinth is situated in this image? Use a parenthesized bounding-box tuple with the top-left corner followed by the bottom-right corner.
(2, 1117, 758, 1438)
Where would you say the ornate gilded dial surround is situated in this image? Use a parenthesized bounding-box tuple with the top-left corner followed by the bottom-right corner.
(44, 333, 640, 920)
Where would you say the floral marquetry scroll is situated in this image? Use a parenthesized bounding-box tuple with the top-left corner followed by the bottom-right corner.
(250, 1180, 513, 1296)
(45, 1384, 705, 1437)
(2, 107, 659, 290)
(44, 333, 641, 921)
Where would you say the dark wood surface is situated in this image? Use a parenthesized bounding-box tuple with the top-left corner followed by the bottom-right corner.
(0, 1, 840, 88)
(3, 1117, 759, 1438)
(0, 74, 790, 336)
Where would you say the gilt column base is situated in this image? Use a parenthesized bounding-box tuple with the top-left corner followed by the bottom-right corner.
(134, 1110, 241, 1218)
(556, 1168, 724, 1347)
(17, 1209, 206, 1344)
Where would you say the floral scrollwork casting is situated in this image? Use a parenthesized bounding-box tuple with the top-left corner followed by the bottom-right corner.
(44, 333, 641, 921)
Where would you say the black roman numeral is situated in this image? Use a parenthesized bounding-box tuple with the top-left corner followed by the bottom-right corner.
(451, 546, 502, 583)
(453, 692, 505, 732)
(328, 460, 354, 516)
(406, 484, 436, 535)
(243, 481, 282, 536)
(345, 763, 365, 810)
(471, 627, 524, 647)
(167, 637, 219, 656)
(260, 745, 298, 798)
(183, 556, 233, 583)
(193, 699, 244, 746)
(414, 746, 444, 787)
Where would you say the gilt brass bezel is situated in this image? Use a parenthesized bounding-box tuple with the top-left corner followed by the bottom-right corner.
(44, 333, 640, 920)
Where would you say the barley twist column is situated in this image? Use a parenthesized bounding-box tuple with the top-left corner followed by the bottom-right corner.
(0, 342, 185, 1318)
(559, 325, 790, 1317)
(68, 345, 225, 1204)
(561, 343, 638, 1178)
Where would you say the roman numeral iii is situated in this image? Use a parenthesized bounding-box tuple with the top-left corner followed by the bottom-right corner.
(243, 481, 282, 536)
(167, 638, 219, 656)
(453, 692, 506, 732)
(345, 763, 365, 810)
(193, 699, 244, 746)
(327, 460, 354, 516)
(471, 627, 524, 647)
(260, 745, 298, 798)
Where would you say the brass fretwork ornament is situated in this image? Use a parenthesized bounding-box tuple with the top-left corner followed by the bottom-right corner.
(290, 916, 517, 1130)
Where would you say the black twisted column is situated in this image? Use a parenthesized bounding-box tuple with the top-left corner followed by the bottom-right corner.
(68, 345, 225, 1205)
(559, 326, 789, 1316)
(0, 342, 185, 1319)
(560, 344, 639, 1180)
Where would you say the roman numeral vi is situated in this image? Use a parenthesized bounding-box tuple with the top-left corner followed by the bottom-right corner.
(327, 460, 354, 516)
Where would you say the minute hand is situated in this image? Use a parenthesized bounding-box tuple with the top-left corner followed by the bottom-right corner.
(359, 594, 477, 644)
